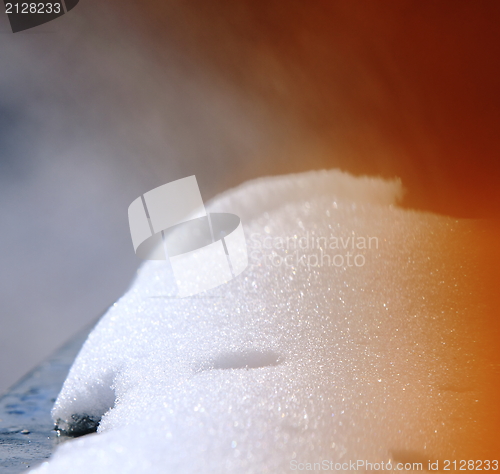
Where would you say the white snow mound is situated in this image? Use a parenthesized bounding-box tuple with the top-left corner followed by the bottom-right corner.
(30, 170, 494, 473)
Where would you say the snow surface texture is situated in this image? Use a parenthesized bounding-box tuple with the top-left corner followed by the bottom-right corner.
(32, 170, 493, 473)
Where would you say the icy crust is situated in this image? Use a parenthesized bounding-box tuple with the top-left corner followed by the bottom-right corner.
(31, 170, 489, 473)
(205, 169, 404, 219)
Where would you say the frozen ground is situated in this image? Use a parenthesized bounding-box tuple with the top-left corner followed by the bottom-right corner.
(30, 170, 496, 473)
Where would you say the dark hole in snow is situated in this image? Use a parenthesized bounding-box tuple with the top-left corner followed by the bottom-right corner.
(55, 414, 100, 438)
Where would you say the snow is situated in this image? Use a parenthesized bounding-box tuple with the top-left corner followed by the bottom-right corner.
(30, 170, 492, 473)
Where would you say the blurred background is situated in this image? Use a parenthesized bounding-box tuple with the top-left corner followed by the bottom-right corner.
(1, 0, 499, 394)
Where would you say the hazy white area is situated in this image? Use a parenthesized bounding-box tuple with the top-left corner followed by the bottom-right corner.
(0, 1, 281, 393)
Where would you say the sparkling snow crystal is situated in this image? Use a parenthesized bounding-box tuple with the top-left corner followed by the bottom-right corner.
(31, 170, 496, 473)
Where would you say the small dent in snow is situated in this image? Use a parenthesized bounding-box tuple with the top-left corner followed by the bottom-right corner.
(195, 350, 282, 372)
